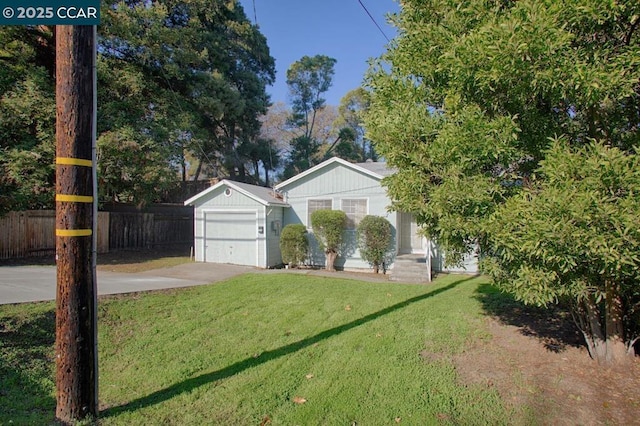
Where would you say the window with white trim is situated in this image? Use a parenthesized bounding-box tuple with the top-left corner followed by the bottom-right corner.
(342, 199, 368, 229)
(307, 199, 332, 227)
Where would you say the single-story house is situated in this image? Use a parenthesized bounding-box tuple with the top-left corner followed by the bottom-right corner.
(185, 157, 478, 274)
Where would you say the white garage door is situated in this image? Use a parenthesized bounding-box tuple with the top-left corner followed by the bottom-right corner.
(204, 211, 257, 265)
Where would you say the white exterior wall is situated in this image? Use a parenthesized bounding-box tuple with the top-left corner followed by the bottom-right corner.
(265, 207, 284, 267)
(431, 244, 479, 274)
(193, 184, 267, 267)
(279, 162, 397, 270)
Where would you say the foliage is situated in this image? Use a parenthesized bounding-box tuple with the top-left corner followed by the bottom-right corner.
(286, 55, 336, 131)
(98, 0, 275, 199)
(365, 0, 640, 363)
(323, 126, 360, 162)
(97, 128, 178, 205)
(0, 26, 55, 213)
(356, 215, 393, 273)
(482, 141, 640, 360)
(0, 1, 275, 210)
(282, 55, 337, 178)
(2, 274, 517, 425)
(310, 209, 346, 271)
(279, 224, 309, 267)
(336, 88, 375, 161)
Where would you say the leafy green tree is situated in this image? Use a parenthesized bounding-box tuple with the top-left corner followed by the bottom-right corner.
(279, 224, 309, 268)
(0, 2, 275, 210)
(336, 88, 375, 161)
(323, 127, 359, 162)
(98, 0, 275, 200)
(283, 55, 337, 177)
(311, 209, 347, 272)
(0, 26, 55, 213)
(483, 141, 640, 363)
(365, 0, 639, 364)
(357, 215, 393, 274)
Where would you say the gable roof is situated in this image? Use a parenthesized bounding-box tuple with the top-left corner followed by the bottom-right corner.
(184, 179, 289, 207)
(354, 160, 395, 177)
(275, 157, 392, 190)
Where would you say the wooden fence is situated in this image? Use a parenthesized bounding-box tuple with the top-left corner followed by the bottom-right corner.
(108, 211, 193, 250)
(0, 208, 193, 260)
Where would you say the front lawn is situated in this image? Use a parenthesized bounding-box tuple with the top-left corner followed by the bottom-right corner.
(1, 273, 518, 425)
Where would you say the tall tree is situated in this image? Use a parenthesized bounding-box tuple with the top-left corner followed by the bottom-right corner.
(365, 0, 639, 364)
(282, 55, 337, 177)
(0, 1, 275, 210)
(0, 26, 56, 213)
(98, 0, 275, 196)
(336, 87, 375, 161)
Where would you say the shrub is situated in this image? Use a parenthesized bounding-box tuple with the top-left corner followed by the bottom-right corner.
(279, 224, 309, 268)
(310, 209, 347, 272)
(357, 215, 393, 273)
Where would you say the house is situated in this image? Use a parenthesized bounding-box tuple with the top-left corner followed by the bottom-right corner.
(185, 157, 478, 275)
(183, 179, 288, 268)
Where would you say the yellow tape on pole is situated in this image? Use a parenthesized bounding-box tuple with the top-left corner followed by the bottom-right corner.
(56, 194, 94, 203)
(56, 229, 93, 237)
(56, 157, 93, 167)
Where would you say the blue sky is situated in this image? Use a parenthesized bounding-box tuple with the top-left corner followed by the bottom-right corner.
(238, 0, 399, 106)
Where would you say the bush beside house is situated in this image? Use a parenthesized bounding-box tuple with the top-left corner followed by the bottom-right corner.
(357, 215, 393, 274)
(310, 209, 347, 272)
(280, 224, 309, 268)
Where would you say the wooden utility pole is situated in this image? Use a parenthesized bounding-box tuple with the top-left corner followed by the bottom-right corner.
(54, 25, 98, 424)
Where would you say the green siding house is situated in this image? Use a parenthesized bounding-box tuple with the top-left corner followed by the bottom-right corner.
(185, 157, 478, 274)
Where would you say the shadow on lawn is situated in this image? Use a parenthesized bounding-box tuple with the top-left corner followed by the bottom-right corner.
(0, 307, 56, 421)
(101, 275, 479, 418)
(475, 283, 583, 352)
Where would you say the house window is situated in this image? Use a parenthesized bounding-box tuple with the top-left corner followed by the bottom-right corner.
(342, 199, 368, 229)
(307, 199, 332, 227)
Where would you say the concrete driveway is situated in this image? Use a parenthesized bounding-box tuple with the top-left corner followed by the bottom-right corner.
(0, 262, 255, 305)
(0, 260, 393, 305)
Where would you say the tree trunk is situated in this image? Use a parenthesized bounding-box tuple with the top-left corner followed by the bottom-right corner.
(605, 280, 633, 364)
(192, 159, 202, 181)
(582, 296, 608, 363)
(578, 285, 634, 366)
(181, 151, 187, 183)
(373, 262, 379, 274)
(253, 159, 260, 183)
(325, 250, 338, 272)
(55, 25, 98, 424)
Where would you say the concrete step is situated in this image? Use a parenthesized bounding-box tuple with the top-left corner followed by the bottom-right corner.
(390, 254, 431, 283)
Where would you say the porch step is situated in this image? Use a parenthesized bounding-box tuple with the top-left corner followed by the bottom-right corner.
(390, 254, 431, 283)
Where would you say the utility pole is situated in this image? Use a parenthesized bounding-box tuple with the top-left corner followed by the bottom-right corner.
(54, 25, 98, 424)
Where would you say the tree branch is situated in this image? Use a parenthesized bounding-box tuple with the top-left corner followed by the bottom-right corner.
(324, 134, 342, 158)
(627, 335, 639, 354)
(624, 15, 639, 46)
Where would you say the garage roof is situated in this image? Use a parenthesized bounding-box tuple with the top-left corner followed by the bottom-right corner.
(184, 179, 289, 207)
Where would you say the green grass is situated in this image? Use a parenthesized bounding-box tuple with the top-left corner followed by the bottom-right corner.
(1, 273, 515, 425)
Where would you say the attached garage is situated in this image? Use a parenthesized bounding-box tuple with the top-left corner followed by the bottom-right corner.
(185, 180, 288, 268)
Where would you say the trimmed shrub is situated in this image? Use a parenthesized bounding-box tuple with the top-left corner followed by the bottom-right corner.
(280, 224, 309, 268)
(310, 209, 347, 272)
(357, 215, 393, 273)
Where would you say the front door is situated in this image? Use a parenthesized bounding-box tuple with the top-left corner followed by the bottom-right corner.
(399, 212, 424, 254)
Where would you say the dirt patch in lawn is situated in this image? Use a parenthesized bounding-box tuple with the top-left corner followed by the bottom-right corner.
(96, 248, 192, 273)
(450, 285, 640, 425)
